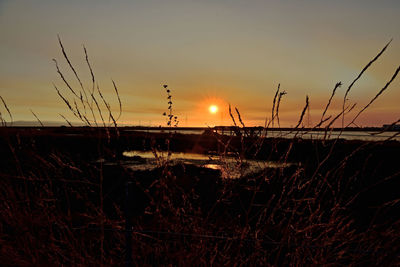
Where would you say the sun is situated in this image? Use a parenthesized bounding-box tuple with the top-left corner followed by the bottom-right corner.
(209, 105, 218, 114)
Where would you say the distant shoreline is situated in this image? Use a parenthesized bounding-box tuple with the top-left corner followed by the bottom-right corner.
(1, 125, 399, 132)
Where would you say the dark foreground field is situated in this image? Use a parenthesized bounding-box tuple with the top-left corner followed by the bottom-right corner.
(1, 127, 400, 266)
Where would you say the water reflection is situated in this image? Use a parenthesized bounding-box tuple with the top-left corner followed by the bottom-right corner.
(122, 150, 297, 179)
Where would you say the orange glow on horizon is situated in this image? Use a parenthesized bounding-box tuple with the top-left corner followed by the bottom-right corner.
(193, 96, 228, 126)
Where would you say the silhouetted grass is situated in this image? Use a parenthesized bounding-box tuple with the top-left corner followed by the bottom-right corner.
(0, 40, 399, 266)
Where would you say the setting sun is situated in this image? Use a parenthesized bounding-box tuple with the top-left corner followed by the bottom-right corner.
(209, 105, 218, 114)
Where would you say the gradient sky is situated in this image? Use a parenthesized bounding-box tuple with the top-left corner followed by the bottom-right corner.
(0, 0, 399, 127)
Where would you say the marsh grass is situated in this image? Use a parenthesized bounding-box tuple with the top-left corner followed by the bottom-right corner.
(0, 40, 400, 266)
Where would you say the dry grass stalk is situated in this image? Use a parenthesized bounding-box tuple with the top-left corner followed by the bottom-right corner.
(1, 40, 400, 266)
(342, 40, 392, 127)
(294, 95, 309, 130)
(54, 37, 122, 135)
(235, 107, 246, 129)
(112, 80, 122, 121)
(83, 45, 96, 95)
(162, 84, 178, 127)
(228, 104, 237, 127)
(326, 103, 357, 130)
(348, 65, 400, 127)
(275, 90, 287, 127)
(59, 113, 73, 127)
(30, 109, 44, 127)
(321, 82, 342, 123)
(0, 96, 13, 125)
(57, 35, 88, 103)
(53, 59, 79, 98)
(372, 117, 400, 135)
(271, 83, 280, 127)
(0, 110, 4, 126)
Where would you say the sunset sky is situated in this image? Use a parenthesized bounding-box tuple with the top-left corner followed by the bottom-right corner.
(0, 0, 399, 127)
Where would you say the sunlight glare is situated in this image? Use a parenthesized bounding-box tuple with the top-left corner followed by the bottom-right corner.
(209, 105, 218, 114)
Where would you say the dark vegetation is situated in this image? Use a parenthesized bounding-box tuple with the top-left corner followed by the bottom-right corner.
(0, 39, 400, 266)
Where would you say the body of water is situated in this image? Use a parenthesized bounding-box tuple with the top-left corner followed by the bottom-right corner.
(124, 128, 400, 141)
(120, 150, 296, 179)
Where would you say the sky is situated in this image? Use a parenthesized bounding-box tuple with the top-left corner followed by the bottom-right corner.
(0, 0, 399, 127)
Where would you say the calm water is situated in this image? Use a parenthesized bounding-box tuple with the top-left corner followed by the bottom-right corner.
(124, 129, 400, 141)
(121, 150, 296, 179)
(269, 130, 400, 141)
(116, 128, 398, 178)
